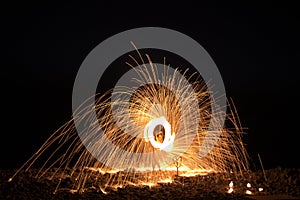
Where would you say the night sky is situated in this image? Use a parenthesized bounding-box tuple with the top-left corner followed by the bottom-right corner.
(1, 2, 299, 170)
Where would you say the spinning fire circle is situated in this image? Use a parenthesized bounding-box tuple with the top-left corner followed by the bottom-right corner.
(144, 116, 175, 152)
(72, 27, 227, 168)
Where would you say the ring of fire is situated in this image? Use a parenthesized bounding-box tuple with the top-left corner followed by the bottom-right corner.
(144, 116, 175, 152)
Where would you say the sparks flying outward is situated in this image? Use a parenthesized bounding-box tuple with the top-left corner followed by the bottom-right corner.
(10, 48, 248, 193)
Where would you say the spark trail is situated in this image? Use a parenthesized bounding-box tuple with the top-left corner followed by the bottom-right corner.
(10, 50, 249, 194)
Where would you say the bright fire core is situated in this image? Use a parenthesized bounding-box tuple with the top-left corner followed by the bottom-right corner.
(144, 116, 175, 152)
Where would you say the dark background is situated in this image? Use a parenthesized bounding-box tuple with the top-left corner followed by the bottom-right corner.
(1, 2, 299, 170)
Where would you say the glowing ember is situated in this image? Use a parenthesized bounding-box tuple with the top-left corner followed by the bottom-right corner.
(229, 181, 234, 188)
(141, 182, 156, 188)
(99, 187, 108, 194)
(258, 187, 263, 192)
(247, 183, 251, 188)
(69, 190, 78, 194)
(157, 179, 172, 184)
(245, 190, 252, 195)
(227, 181, 234, 193)
(85, 167, 119, 174)
(180, 169, 211, 177)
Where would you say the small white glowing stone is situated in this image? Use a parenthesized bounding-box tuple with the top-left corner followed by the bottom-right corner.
(227, 181, 234, 193)
(228, 188, 234, 194)
(245, 190, 252, 195)
(229, 181, 233, 188)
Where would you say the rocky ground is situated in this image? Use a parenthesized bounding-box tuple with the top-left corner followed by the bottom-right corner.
(0, 167, 299, 200)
